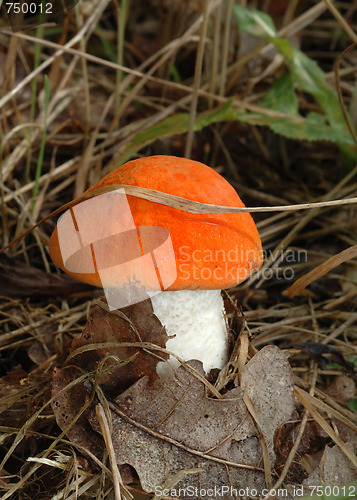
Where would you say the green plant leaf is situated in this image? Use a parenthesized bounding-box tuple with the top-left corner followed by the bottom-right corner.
(273, 38, 325, 94)
(347, 399, 357, 411)
(233, 4, 277, 38)
(114, 98, 356, 167)
(113, 101, 234, 166)
(272, 38, 346, 129)
(233, 5, 356, 157)
(231, 109, 355, 145)
(261, 73, 299, 115)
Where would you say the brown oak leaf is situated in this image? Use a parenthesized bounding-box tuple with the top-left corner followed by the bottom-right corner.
(52, 297, 170, 470)
(70, 297, 170, 395)
(88, 346, 296, 499)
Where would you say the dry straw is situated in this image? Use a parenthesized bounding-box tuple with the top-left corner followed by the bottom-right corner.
(1, 183, 357, 255)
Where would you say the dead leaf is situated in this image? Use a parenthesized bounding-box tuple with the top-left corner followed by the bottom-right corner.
(0, 253, 93, 298)
(295, 386, 357, 470)
(51, 365, 136, 485)
(274, 419, 329, 483)
(28, 333, 57, 366)
(90, 361, 266, 496)
(321, 444, 357, 485)
(51, 297, 170, 474)
(88, 347, 296, 497)
(70, 298, 170, 395)
(241, 345, 296, 460)
(304, 443, 357, 490)
(303, 414, 357, 488)
(52, 365, 104, 459)
(326, 375, 356, 403)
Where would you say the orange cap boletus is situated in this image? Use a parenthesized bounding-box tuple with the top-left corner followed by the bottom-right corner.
(49, 155, 263, 376)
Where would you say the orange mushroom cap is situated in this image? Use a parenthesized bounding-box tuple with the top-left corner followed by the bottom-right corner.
(49, 155, 263, 292)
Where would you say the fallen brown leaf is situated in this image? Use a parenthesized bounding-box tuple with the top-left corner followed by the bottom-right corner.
(274, 419, 329, 483)
(51, 297, 170, 468)
(0, 254, 94, 298)
(70, 298, 170, 395)
(52, 365, 104, 459)
(326, 375, 356, 404)
(88, 346, 296, 497)
(304, 443, 357, 491)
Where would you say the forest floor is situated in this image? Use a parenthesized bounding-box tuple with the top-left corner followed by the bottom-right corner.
(0, 1, 357, 498)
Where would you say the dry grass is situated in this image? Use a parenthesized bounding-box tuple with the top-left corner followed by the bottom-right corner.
(0, 0, 357, 498)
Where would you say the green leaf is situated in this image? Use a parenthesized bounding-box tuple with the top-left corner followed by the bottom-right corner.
(233, 5, 356, 155)
(168, 63, 181, 84)
(347, 399, 357, 411)
(281, 111, 354, 144)
(233, 4, 277, 38)
(113, 101, 234, 166)
(269, 119, 343, 142)
(224, 103, 355, 144)
(273, 38, 326, 94)
(114, 99, 356, 168)
(261, 74, 299, 115)
(272, 38, 346, 128)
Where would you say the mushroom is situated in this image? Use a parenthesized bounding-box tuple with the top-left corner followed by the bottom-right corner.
(49, 156, 263, 377)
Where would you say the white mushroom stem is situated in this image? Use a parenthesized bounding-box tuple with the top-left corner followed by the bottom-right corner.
(150, 289, 228, 378)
